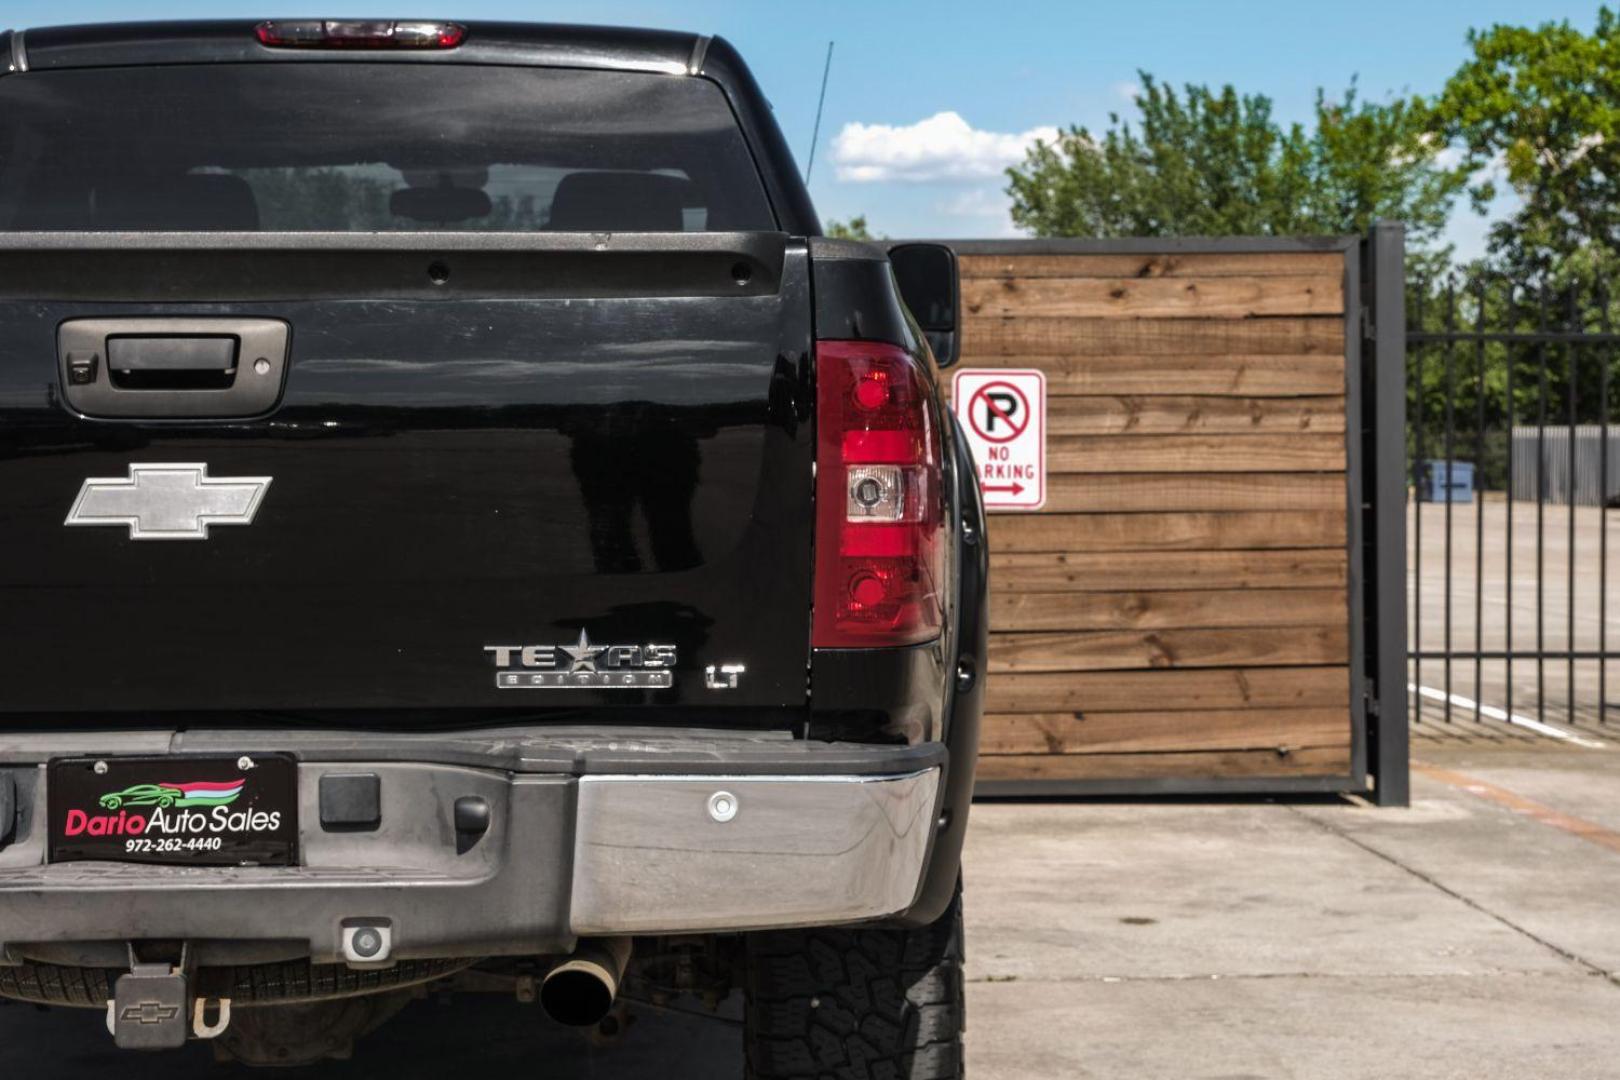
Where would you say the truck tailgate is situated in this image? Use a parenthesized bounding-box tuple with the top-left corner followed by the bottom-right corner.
(0, 234, 814, 714)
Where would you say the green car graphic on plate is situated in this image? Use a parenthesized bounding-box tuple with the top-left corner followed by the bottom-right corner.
(98, 779, 246, 810)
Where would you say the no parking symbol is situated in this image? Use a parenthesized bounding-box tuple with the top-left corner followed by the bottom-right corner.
(951, 368, 1046, 511)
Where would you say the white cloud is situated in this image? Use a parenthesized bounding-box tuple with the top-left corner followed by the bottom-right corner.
(938, 188, 1007, 217)
(1433, 144, 1466, 171)
(832, 112, 1059, 184)
(1111, 80, 1140, 102)
(1421, 134, 1504, 180)
(936, 187, 1025, 238)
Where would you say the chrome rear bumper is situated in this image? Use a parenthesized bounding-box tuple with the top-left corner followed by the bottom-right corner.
(571, 769, 940, 934)
(0, 733, 945, 965)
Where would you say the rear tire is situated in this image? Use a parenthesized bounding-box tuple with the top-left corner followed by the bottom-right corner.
(743, 883, 965, 1079)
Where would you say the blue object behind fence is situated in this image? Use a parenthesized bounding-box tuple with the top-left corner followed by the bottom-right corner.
(1419, 459, 1474, 503)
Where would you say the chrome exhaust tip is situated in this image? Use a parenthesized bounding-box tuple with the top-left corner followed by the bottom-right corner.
(539, 938, 632, 1027)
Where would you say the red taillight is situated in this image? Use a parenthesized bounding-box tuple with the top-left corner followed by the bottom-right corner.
(254, 20, 467, 50)
(813, 341, 945, 648)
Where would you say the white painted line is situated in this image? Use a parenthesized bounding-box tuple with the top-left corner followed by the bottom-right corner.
(1408, 683, 1607, 749)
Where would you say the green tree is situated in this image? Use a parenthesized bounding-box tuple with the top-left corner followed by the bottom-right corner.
(1306, 86, 1463, 272)
(825, 214, 879, 240)
(1408, 10, 1620, 471)
(1431, 8, 1620, 282)
(1006, 73, 1465, 269)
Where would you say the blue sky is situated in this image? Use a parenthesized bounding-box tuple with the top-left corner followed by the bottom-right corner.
(4, 1, 1604, 255)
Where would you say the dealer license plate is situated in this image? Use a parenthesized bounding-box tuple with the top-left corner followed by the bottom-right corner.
(48, 754, 298, 866)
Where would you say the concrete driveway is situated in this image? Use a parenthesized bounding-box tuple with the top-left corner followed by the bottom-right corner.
(5, 741, 1619, 1078)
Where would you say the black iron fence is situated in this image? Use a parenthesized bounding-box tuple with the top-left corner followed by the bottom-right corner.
(1407, 271, 1618, 734)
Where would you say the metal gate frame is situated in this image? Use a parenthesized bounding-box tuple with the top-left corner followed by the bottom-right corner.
(1404, 241, 1618, 739)
(1363, 221, 1410, 805)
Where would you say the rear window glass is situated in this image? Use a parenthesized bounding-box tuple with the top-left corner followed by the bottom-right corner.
(0, 64, 776, 232)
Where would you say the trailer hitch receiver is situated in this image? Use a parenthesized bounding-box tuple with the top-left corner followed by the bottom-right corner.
(108, 963, 189, 1051)
(104, 949, 233, 1050)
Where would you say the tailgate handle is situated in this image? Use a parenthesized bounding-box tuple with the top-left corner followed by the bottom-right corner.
(107, 336, 238, 390)
(59, 318, 290, 420)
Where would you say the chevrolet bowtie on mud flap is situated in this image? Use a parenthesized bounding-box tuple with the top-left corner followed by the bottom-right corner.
(0, 19, 986, 1076)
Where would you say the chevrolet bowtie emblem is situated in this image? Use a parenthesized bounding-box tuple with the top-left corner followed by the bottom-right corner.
(65, 463, 272, 540)
(121, 1002, 181, 1025)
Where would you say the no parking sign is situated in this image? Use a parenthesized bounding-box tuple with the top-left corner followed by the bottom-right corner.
(951, 368, 1046, 511)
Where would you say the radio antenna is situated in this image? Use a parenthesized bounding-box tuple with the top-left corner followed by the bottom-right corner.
(804, 41, 835, 183)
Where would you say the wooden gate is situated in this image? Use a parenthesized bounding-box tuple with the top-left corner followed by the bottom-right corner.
(945, 235, 1403, 797)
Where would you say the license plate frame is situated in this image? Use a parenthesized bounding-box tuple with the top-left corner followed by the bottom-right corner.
(47, 754, 299, 866)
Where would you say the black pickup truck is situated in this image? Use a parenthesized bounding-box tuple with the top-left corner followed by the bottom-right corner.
(0, 18, 986, 1075)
